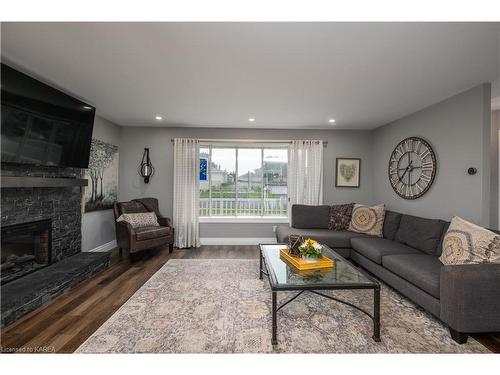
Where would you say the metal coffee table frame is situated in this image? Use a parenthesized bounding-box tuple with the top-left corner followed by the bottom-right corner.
(259, 244, 381, 345)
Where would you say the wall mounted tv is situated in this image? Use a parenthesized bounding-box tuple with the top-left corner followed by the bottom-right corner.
(1, 63, 95, 168)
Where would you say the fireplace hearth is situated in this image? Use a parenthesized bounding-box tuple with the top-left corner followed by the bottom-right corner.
(1, 219, 52, 285)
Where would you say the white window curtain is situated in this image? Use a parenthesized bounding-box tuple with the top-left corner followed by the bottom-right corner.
(287, 140, 324, 211)
(173, 138, 200, 248)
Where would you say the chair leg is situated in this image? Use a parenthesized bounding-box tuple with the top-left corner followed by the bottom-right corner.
(449, 327, 468, 344)
(118, 247, 123, 257)
(169, 243, 174, 254)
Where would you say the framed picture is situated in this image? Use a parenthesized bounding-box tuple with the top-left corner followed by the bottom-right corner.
(335, 158, 361, 188)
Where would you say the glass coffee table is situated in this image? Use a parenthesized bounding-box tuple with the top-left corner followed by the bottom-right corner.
(259, 243, 381, 345)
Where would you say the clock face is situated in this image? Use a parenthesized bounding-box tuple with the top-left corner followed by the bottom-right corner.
(388, 137, 437, 200)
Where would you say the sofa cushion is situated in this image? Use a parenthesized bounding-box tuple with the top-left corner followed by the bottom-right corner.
(395, 214, 446, 255)
(328, 203, 354, 231)
(348, 204, 385, 237)
(382, 254, 442, 299)
(383, 211, 403, 240)
(439, 216, 500, 265)
(135, 226, 171, 241)
(275, 225, 367, 248)
(291, 205, 331, 229)
(351, 237, 420, 264)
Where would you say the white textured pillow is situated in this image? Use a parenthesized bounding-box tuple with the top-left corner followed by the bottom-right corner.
(348, 204, 385, 237)
(439, 216, 500, 265)
(116, 212, 159, 228)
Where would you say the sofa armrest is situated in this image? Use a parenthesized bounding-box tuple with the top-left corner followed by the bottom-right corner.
(440, 263, 500, 333)
(158, 216, 173, 227)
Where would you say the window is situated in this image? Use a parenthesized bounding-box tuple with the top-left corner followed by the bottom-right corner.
(199, 144, 288, 218)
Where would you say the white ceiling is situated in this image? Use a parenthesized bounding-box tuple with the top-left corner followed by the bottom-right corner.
(1, 22, 499, 129)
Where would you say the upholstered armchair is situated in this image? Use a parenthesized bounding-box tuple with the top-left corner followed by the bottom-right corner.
(113, 198, 174, 259)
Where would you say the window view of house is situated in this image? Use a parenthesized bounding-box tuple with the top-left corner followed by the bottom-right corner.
(199, 145, 288, 217)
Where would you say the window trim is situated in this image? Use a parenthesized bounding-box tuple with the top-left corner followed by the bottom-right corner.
(199, 142, 288, 219)
(199, 216, 289, 224)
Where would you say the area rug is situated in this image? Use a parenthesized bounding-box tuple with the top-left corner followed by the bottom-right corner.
(76, 259, 488, 353)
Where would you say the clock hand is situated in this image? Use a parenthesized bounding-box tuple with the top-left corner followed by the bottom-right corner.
(399, 160, 413, 182)
(399, 167, 409, 182)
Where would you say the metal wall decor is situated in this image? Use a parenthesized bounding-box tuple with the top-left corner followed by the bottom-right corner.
(139, 148, 155, 183)
(388, 137, 437, 200)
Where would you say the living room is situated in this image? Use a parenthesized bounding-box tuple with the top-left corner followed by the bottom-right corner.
(1, 1, 500, 373)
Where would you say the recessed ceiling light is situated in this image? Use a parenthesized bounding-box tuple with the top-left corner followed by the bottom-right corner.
(155, 116, 163, 120)
(329, 118, 336, 123)
(248, 118, 255, 122)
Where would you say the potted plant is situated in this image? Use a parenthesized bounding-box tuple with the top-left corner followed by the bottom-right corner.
(299, 239, 322, 263)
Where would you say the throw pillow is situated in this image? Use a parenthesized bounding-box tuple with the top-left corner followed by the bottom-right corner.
(328, 203, 354, 231)
(116, 212, 159, 228)
(439, 216, 500, 265)
(348, 204, 385, 237)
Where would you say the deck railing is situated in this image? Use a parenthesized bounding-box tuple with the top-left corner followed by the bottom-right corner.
(199, 197, 287, 217)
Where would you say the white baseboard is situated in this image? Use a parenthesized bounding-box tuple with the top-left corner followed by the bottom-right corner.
(88, 240, 117, 252)
(200, 237, 277, 245)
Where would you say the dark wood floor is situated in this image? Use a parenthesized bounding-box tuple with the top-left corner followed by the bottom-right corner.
(1, 245, 498, 353)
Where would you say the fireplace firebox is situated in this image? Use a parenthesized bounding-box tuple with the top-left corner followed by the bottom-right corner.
(1, 219, 52, 285)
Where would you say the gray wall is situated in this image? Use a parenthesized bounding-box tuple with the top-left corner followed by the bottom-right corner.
(119, 127, 374, 238)
(373, 84, 495, 227)
(494, 110, 500, 228)
(490, 109, 499, 229)
(82, 115, 122, 251)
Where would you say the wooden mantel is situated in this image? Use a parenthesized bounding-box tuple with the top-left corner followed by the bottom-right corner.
(0, 176, 88, 188)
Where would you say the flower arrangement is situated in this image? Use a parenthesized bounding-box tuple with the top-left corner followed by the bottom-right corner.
(299, 238, 322, 261)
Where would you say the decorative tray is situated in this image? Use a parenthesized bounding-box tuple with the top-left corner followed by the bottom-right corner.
(280, 248, 334, 271)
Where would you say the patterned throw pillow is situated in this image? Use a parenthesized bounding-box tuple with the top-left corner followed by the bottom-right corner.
(328, 203, 354, 231)
(348, 204, 385, 237)
(116, 212, 159, 228)
(439, 216, 500, 265)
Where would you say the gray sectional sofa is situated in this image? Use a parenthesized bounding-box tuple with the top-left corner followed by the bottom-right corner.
(275, 204, 500, 344)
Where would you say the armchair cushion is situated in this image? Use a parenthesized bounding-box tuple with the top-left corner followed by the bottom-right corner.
(116, 212, 159, 228)
(135, 226, 171, 241)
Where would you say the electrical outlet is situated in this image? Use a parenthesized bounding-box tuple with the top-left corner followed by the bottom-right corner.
(272, 225, 277, 233)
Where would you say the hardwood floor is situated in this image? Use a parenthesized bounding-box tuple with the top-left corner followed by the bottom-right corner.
(1, 245, 498, 353)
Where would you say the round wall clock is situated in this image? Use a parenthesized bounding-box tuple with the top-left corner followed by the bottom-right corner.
(388, 137, 437, 200)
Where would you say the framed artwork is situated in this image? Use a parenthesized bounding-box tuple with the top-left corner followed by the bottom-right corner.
(84, 139, 119, 212)
(335, 158, 360, 188)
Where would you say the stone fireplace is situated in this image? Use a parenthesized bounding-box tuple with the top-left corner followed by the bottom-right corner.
(1, 219, 52, 285)
(1, 163, 84, 262)
(1, 163, 111, 327)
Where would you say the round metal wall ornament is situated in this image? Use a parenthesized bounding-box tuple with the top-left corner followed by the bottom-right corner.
(388, 137, 437, 200)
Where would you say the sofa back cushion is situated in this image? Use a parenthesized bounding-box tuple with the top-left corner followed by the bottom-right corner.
(395, 214, 446, 255)
(383, 211, 403, 240)
(291, 205, 331, 229)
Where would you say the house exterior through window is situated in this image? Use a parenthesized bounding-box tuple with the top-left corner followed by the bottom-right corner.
(199, 143, 288, 219)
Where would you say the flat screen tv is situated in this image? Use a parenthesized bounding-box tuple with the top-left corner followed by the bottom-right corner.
(1, 63, 95, 168)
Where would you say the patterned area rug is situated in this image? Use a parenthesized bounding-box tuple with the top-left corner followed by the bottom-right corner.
(77, 259, 488, 353)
